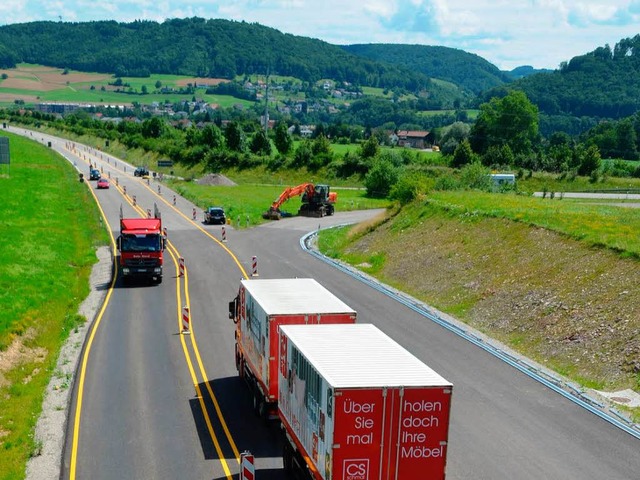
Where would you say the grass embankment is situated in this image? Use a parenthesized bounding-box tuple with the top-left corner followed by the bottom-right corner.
(319, 191, 640, 420)
(0, 132, 107, 480)
(168, 174, 389, 226)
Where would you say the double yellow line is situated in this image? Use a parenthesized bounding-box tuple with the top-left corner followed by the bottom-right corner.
(68, 150, 249, 479)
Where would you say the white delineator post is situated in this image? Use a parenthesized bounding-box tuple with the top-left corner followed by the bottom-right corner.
(251, 256, 258, 277)
(221, 226, 227, 243)
(179, 257, 185, 277)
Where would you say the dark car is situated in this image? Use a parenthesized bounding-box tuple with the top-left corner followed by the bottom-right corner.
(89, 168, 101, 180)
(134, 166, 149, 177)
(204, 207, 226, 225)
(97, 178, 110, 189)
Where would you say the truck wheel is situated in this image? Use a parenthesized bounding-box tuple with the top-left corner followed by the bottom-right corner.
(238, 357, 245, 379)
(235, 344, 241, 373)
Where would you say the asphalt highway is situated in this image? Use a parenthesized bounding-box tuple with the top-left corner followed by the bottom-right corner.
(8, 127, 640, 480)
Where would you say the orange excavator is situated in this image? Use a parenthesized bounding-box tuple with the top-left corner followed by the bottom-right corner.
(263, 183, 337, 220)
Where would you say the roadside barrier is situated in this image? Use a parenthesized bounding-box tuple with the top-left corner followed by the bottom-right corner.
(251, 256, 258, 277)
(240, 451, 255, 480)
(182, 306, 191, 334)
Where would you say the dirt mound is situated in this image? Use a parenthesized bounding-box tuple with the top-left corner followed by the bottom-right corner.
(196, 173, 237, 186)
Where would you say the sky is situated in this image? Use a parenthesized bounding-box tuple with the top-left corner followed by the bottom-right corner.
(2, 1, 640, 70)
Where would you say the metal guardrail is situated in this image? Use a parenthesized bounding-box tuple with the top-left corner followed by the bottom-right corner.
(300, 227, 640, 440)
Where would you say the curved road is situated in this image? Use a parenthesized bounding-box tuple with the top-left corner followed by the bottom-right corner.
(8, 127, 640, 479)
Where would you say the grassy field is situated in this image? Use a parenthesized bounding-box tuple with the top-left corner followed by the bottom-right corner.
(0, 64, 254, 108)
(168, 178, 389, 226)
(0, 132, 107, 479)
(426, 191, 640, 257)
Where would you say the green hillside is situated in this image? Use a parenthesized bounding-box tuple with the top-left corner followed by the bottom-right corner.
(342, 43, 509, 95)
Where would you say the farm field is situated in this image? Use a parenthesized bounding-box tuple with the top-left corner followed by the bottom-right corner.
(0, 64, 252, 108)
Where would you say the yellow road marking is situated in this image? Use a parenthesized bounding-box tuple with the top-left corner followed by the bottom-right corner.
(66, 141, 249, 478)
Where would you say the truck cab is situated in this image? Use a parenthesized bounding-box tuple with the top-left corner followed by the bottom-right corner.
(117, 206, 165, 284)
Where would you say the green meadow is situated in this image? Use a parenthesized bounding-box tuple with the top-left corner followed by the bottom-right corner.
(0, 131, 107, 479)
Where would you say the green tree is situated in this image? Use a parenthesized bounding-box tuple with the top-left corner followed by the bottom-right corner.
(470, 90, 539, 155)
(439, 121, 470, 155)
(141, 85, 148, 94)
(577, 144, 602, 176)
(274, 123, 293, 155)
(359, 135, 380, 159)
(364, 159, 399, 198)
(250, 130, 272, 156)
(141, 117, 165, 139)
(224, 121, 245, 152)
(311, 134, 331, 156)
(451, 139, 475, 168)
(291, 140, 313, 168)
(616, 118, 638, 159)
(201, 124, 224, 149)
(155, 80, 162, 89)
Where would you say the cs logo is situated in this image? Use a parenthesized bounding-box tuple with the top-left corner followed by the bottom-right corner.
(343, 459, 368, 480)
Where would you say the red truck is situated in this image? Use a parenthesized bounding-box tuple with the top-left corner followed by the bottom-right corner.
(278, 323, 453, 480)
(228, 278, 356, 417)
(117, 204, 165, 284)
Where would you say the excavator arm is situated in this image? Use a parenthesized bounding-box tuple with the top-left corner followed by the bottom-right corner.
(263, 183, 315, 219)
(263, 183, 336, 220)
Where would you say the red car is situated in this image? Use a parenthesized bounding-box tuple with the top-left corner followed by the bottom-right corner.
(97, 178, 110, 189)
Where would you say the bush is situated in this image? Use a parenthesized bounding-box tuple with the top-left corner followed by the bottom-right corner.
(434, 174, 461, 191)
(364, 159, 399, 198)
(460, 161, 492, 191)
(390, 173, 430, 204)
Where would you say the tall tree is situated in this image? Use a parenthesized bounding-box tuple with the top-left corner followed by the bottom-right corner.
(250, 130, 272, 155)
(274, 123, 293, 155)
(224, 121, 245, 152)
(470, 91, 539, 156)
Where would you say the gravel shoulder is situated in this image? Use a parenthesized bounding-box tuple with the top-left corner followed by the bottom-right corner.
(25, 246, 113, 480)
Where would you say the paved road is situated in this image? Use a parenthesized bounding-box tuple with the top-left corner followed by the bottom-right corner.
(7, 127, 639, 479)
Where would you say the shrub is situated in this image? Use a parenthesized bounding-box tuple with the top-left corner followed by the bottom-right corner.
(365, 159, 399, 198)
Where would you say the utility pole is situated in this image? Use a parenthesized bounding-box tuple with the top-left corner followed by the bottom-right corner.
(264, 66, 270, 135)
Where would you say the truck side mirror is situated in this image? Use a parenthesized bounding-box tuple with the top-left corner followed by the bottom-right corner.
(116, 235, 122, 251)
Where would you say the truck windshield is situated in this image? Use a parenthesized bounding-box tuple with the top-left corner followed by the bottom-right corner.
(121, 234, 161, 252)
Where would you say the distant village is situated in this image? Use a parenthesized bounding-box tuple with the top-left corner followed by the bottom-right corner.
(34, 78, 434, 149)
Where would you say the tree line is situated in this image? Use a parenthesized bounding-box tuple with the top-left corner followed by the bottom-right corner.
(0, 18, 431, 92)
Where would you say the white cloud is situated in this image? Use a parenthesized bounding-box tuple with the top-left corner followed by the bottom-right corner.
(3, 1, 640, 69)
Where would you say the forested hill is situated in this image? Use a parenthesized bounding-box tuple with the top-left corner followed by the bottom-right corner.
(342, 44, 510, 94)
(0, 18, 433, 91)
(483, 35, 640, 120)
